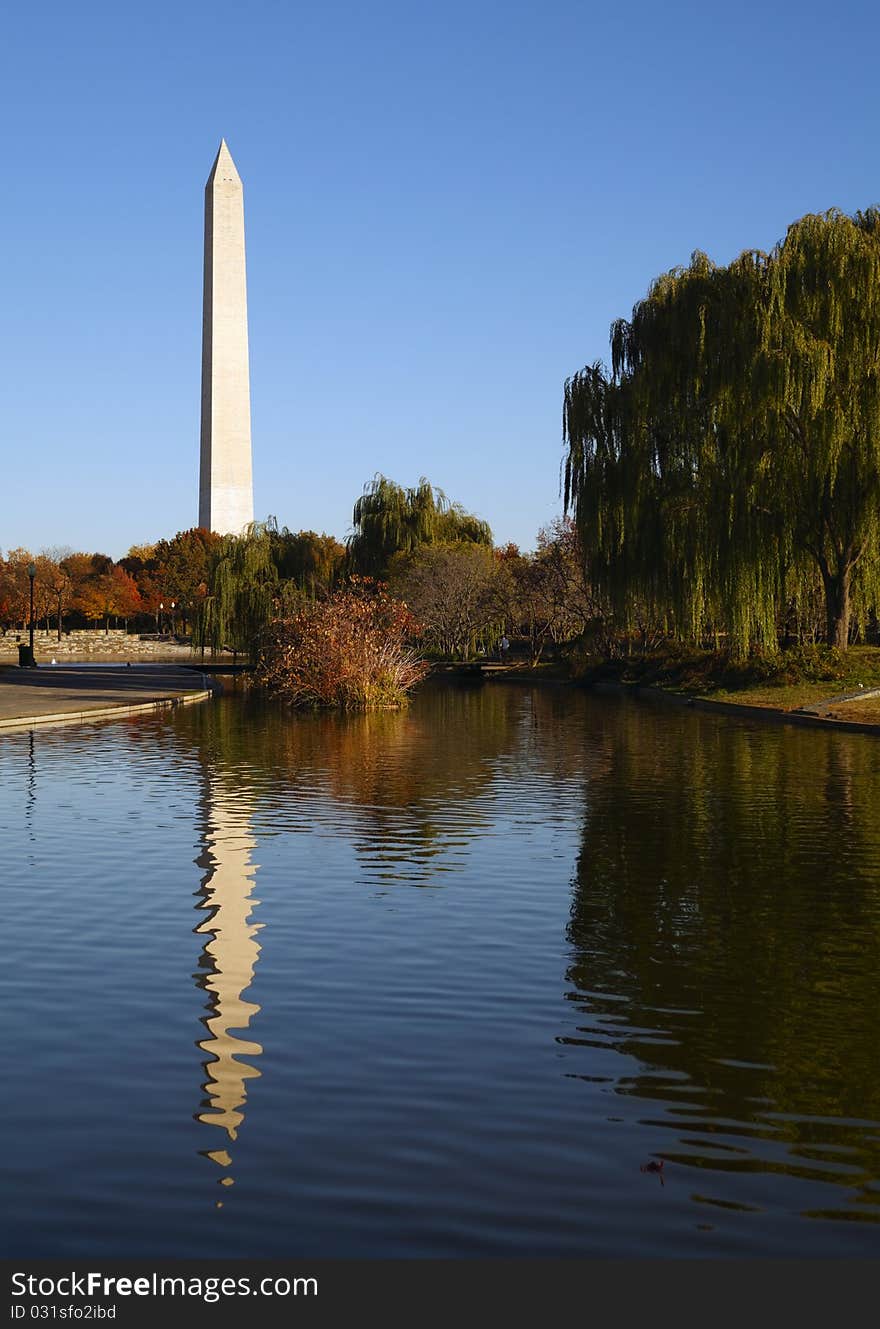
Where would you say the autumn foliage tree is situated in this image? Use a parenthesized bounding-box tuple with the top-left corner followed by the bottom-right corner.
(39, 556, 73, 639)
(63, 554, 110, 629)
(151, 528, 222, 627)
(74, 575, 113, 630)
(108, 566, 142, 627)
(0, 550, 36, 629)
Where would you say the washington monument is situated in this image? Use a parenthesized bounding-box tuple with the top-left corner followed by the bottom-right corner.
(199, 140, 254, 535)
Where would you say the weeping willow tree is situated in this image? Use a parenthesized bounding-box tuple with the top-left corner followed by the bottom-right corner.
(269, 526, 346, 597)
(347, 475, 493, 575)
(194, 522, 281, 659)
(564, 208, 880, 653)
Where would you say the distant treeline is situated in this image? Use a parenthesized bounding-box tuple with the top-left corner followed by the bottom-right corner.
(193, 477, 595, 663)
(2, 476, 596, 667)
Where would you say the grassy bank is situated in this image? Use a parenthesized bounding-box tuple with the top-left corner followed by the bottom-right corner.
(577, 644, 880, 717)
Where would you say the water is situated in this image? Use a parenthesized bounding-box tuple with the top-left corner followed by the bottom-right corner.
(2, 682, 880, 1258)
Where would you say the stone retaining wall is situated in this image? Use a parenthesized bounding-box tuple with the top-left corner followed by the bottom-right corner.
(0, 629, 195, 659)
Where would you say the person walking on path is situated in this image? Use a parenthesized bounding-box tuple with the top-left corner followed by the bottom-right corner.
(498, 635, 510, 662)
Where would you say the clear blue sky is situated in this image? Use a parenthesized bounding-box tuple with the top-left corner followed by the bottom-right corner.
(2, 0, 878, 558)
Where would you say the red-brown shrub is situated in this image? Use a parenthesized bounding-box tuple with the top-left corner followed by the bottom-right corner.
(254, 578, 429, 709)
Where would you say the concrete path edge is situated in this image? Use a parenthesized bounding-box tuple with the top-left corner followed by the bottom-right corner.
(0, 689, 214, 732)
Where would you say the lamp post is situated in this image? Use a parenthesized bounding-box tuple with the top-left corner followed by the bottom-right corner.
(159, 601, 164, 636)
(27, 562, 36, 665)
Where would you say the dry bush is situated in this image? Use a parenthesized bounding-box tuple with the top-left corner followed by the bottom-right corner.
(254, 578, 428, 710)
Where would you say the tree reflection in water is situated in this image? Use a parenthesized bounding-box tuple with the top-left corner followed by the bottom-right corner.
(183, 683, 591, 885)
(183, 682, 593, 1195)
(564, 699, 880, 1221)
(180, 685, 880, 1227)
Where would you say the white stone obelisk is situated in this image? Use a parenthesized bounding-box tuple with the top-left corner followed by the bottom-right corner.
(199, 140, 254, 534)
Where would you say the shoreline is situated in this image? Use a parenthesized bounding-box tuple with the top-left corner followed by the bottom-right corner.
(0, 664, 219, 733)
(4, 657, 879, 736)
(589, 679, 880, 736)
(429, 660, 880, 734)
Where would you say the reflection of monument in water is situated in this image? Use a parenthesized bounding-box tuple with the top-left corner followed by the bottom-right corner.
(194, 775, 263, 1191)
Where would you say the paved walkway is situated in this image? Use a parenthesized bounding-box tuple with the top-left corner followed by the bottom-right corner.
(0, 664, 216, 730)
(795, 685, 880, 716)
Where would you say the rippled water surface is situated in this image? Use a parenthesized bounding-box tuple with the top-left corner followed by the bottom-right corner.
(3, 683, 880, 1257)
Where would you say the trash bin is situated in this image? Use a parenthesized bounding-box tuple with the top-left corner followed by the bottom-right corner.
(18, 644, 35, 667)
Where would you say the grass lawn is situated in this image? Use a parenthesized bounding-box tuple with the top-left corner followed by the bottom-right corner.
(820, 696, 880, 723)
(579, 644, 880, 721)
(706, 682, 850, 709)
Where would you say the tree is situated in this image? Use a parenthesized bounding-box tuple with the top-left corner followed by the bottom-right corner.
(75, 577, 111, 630)
(534, 518, 601, 641)
(271, 528, 346, 596)
(0, 549, 60, 630)
(194, 523, 280, 659)
(64, 553, 114, 627)
(766, 210, 880, 646)
(151, 528, 222, 630)
(0, 562, 11, 631)
(35, 554, 71, 639)
(108, 565, 142, 628)
(348, 475, 492, 576)
(388, 542, 503, 659)
(124, 542, 158, 565)
(0, 550, 35, 629)
(564, 209, 880, 652)
(501, 521, 600, 665)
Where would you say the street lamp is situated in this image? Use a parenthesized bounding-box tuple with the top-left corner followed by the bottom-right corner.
(159, 601, 164, 636)
(27, 562, 36, 664)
